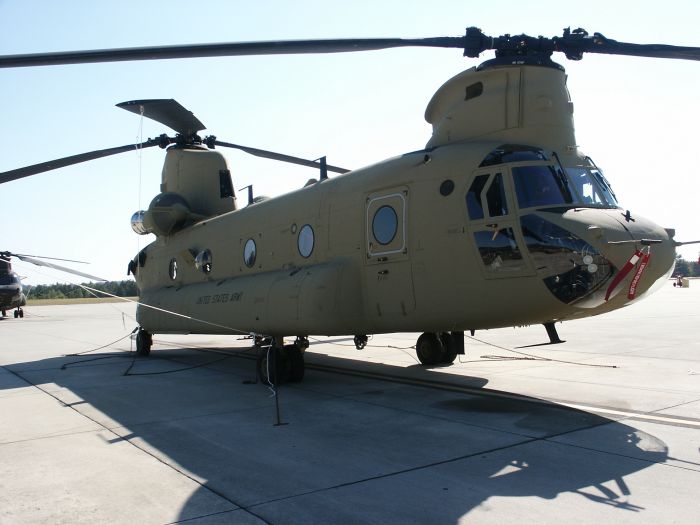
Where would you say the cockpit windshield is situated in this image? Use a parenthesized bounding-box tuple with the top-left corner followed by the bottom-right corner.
(565, 167, 619, 207)
(512, 165, 574, 208)
(511, 163, 619, 210)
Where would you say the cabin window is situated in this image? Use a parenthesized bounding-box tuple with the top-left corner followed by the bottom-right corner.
(244, 239, 257, 268)
(372, 205, 398, 245)
(298, 224, 314, 258)
(465, 82, 483, 101)
(168, 258, 178, 280)
(195, 249, 212, 274)
(219, 170, 234, 198)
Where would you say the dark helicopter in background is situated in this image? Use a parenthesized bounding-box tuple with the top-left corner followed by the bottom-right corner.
(0, 251, 105, 319)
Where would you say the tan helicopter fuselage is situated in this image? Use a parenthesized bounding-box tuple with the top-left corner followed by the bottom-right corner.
(132, 61, 676, 338)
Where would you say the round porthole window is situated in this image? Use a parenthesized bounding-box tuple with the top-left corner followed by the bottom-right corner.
(168, 258, 178, 280)
(243, 238, 257, 268)
(372, 205, 398, 245)
(298, 224, 314, 258)
(195, 249, 212, 274)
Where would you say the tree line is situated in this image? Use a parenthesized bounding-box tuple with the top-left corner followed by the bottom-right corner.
(674, 256, 700, 277)
(25, 280, 138, 300)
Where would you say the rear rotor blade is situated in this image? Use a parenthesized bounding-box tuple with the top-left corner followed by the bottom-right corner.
(16, 255, 106, 282)
(214, 140, 350, 174)
(0, 140, 158, 184)
(4, 252, 89, 264)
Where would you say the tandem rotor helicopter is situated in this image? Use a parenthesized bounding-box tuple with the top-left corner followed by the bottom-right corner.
(1, 28, 699, 383)
(0, 251, 105, 319)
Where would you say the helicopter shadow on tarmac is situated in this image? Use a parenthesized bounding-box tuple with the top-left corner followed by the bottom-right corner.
(4, 345, 669, 524)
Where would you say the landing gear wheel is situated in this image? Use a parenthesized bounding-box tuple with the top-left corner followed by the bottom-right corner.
(13, 310, 19, 318)
(18, 308, 24, 318)
(257, 347, 290, 386)
(287, 344, 305, 383)
(354, 335, 368, 350)
(416, 332, 444, 366)
(294, 336, 309, 351)
(1, 309, 6, 317)
(254, 335, 273, 348)
(135, 328, 152, 356)
(439, 332, 458, 364)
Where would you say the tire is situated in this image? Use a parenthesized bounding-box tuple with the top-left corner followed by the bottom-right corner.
(416, 333, 444, 366)
(135, 328, 152, 356)
(257, 347, 290, 386)
(439, 332, 458, 364)
(287, 344, 305, 383)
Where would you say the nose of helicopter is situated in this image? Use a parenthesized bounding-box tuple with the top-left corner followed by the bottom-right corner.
(535, 208, 676, 309)
(580, 209, 676, 303)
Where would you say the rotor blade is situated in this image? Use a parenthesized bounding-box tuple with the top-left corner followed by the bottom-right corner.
(16, 255, 107, 282)
(3, 251, 89, 264)
(674, 240, 700, 246)
(117, 99, 205, 135)
(0, 140, 158, 184)
(573, 34, 700, 61)
(0, 37, 465, 68)
(214, 140, 350, 174)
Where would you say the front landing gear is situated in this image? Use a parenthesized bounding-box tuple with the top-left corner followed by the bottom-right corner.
(13, 307, 24, 318)
(256, 337, 307, 385)
(416, 332, 462, 366)
(135, 327, 152, 356)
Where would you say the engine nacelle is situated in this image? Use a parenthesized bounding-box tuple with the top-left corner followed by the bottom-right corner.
(131, 192, 197, 237)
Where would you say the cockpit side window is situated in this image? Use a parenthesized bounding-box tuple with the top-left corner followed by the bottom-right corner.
(486, 173, 508, 217)
(591, 170, 619, 206)
(566, 168, 606, 205)
(466, 174, 489, 220)
(512, 165, 573, 209)
(564, 167, 619, 207)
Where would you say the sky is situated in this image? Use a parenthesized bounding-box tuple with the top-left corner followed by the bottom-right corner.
(1, 0, 698, 285)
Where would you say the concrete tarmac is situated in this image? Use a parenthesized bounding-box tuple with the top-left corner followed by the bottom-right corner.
(1, 283, 699, 524)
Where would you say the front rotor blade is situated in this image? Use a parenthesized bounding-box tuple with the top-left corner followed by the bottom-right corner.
(16, 255, 106, 282)
(0, 140, 158, 184)
(578, 35, 700, 61)
(0, 37, 465, 68)
(117, 99, 205, 135)
(214, 140, 350, 174)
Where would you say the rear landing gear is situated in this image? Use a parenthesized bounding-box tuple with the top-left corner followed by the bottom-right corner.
(256, 337, 307, 385)
(416, 332, 462, 366)
(135, 327, 152, 356)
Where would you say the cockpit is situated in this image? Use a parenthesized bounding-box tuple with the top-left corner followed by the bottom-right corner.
(464, 145, 623, 308)
(478, 146, 620, 211)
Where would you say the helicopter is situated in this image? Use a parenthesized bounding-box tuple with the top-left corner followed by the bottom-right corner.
(0, 254, 26, 318)
(0, 251, 106, 318)
(1, 28, 699, 383)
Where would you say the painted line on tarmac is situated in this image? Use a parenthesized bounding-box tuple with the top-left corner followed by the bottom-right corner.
(307, 362, 700, 429)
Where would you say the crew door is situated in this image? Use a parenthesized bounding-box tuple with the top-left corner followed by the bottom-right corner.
(363, 187, 415, 317)
(465, 170, 534, 278)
